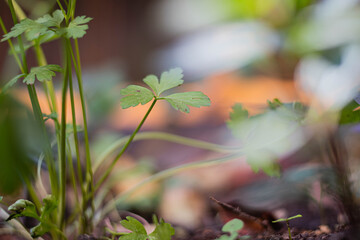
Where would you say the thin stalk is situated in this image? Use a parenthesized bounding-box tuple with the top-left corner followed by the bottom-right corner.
(67, 52, 87, 232)
(65, 38, 93, 232)
(100, 153, 242, 218)
(94, 131, 240, 172)
(286, 221, 292, 240)
(95, 99, 158, 191)
(33, 43, 59, 116)
(0, 16, 23, 72)
(58, 39, 70, 231)
(66, 139, 79, 205)
(24, 179, 42, 212)
(70, 39, 94, 199)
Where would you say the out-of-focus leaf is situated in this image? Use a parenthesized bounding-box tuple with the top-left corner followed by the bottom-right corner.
(339, 100, 360, 124)
(227, 102, 306, 177)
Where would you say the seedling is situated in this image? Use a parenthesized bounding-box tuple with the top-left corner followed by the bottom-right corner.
(272, 214, 302, 240)
(106, 215, 174, 240)
(216, 218, 249, 240)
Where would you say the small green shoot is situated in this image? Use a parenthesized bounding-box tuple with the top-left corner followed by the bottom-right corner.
(6, 195, 59, 238)
(216, 218, 246, 240)
(272, 214, 302, 240)
(107, 216, 175, 240)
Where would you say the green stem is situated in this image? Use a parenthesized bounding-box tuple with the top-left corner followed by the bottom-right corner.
(100, 153, 242, 218)
(95, 99, 158, 191)
(0, 16, 23, 72)
(65, 37, 94, 232)
(58, 39, 70, 232)
(287, 220, 292, 240)
(94, 132, 240, 172)
(70, 39, 93, 195)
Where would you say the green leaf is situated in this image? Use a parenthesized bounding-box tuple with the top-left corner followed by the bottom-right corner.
(143, 68, 184, 96)
(339, 100, 360, 124)
(226, 103, 305, 177)
(0, 196, 3, 202)
(36, 10, 64, 28)
(148, 219, 175, 240)
(118, 217, 148, 240)
(164, 91, 211, 113)
(120, 85, 154, 109)
(222, 219, 244, 233)
(272, 214, 302, 223)
(2, 19, 48, 41)
(2, 74, 25, 93)
(23, 64, 62, 85)
(62, 16, 92, 39)
(226, 104, 249, 131)
(7, 199, 40, 221)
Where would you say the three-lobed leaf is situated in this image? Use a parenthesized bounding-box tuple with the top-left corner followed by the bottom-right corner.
(23, 64, 62, 85)
(120, 85, 154, 109)
(164, 91, 210, 113)
(120, 68, 210, 113)
(143, 68, 184, 96)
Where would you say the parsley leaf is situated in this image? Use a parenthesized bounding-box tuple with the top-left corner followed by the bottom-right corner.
(23, 65, 62, 85)
(118, 216, 148, 240)
(30, 195, 58, 238)
(1, 10, 65, 42)
(148, 219, 175, 240)
(164, 91, 210, 113)
(117, 216, 175, 240)
(36, 10, 64, 28)
(61, 16, 92, 39)
(144, 68, 184, 96)
(120, 85, 154, 109)
(1, 19, 48, 41)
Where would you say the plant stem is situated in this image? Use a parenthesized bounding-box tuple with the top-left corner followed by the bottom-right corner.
(95, 99, 158, 191)
(94, 132, 240, 172)
(100, 153, 242, 217)
(286, 220, 292, 240)
(58, 38, 70, 232)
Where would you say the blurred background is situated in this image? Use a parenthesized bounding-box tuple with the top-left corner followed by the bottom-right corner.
(1, 0, 360, 232)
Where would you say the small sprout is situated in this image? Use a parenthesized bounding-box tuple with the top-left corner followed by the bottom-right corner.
(216, 218, 245, 240)
(109, 216, 174, 240)
(272, 214, 302, 240)
(7, 199, 40, 221)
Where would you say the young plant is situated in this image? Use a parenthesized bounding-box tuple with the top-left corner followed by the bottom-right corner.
(106, 215, 174, 240)
(216, 218, 248, 240)
(272, 214, 302, 240)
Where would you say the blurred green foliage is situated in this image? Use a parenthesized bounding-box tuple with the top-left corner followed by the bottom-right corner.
(0, 95, 36, 194)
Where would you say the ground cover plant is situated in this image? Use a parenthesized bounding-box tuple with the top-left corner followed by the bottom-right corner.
(1, 1, 360, 240)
